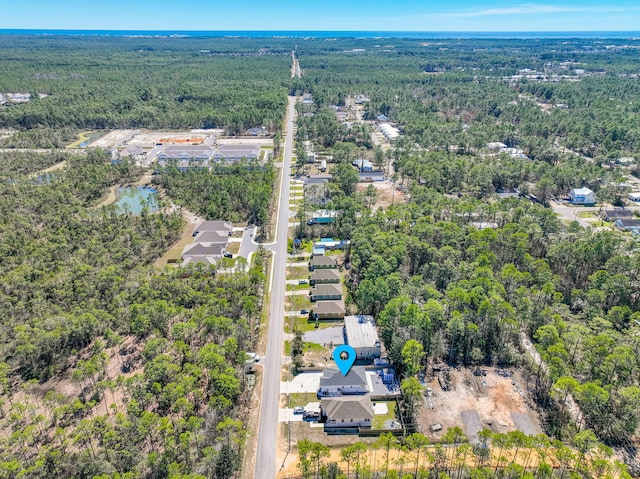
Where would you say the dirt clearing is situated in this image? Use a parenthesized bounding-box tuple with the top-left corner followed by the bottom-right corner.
(357, 180, 407, 210)
(417, 367, 541, 442)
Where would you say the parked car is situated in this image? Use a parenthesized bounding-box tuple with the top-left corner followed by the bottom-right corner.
(223, 252, 233, 258)
(298, 279, 308, 285)
(300, 309, 309, 315)
(293, 406, 304, 414)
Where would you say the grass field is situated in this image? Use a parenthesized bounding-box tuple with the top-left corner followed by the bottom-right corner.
(288, 392, 318, 408)
(286, 294, 312, 311)
(287, 266, 310, 279)
(372, 401, 397, 429)
(286, 283, 311, 292)
(227, 242, 241, 255)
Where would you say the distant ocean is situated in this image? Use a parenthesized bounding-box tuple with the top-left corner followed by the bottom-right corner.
(1, 29, 639, 39)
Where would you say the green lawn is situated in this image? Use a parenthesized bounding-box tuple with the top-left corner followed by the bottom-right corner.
(287, 294, 312, 310)
(284, 340, 291, 356)
(286, 283, 311, 292)
(576, 211, 595, 218)
(288, 392, 318, 408)
(287, 265, 310, 279)
(372, 401, 398, 429)
(303, 342, 325, 353)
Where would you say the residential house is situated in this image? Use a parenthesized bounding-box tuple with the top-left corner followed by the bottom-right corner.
(376, 114, 389, 122)
(193, 230, 230, 244)
(378, 123, 400, 140)
(318, 366, 369, 397)
(302, 93, 313, 105)
(344, 316, 381, 361)
(569, 187, 595, 206)
(309, 255, 337, 271)
(310, 284, 343, 302)
(308, 210, 336, 225)
(321, 396, 374, 430)
(359, 171, 385, 182)
(486, 142, 507, 151)
(310, 269, 340, 286)
(181, 243, 226, 260)
(602, 208, 634, 221)
(246, 127, 267, 136)
(312, 245, 325, 257)
(304, 174, 332, 188)
(628, 192, 640, 202)
(352, 159, 373, 172)
(193, 221, 233, 236)
(315, 238, 346, 251)
(313, 300, 345, 320)
(614, 218, 640, 232)
(182, 256, 217, 268)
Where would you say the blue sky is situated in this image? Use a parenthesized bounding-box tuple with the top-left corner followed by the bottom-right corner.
(2, 0, 640, 31)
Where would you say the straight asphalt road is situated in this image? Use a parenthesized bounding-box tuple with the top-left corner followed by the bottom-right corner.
(254, 95, 296, 479)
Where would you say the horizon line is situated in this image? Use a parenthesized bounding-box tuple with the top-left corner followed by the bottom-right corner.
(1, 28, 640, 34)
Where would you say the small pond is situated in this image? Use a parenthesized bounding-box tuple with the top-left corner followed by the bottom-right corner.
(113, 186, 159, 214)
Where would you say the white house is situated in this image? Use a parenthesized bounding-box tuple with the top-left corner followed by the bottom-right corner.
(569, 187, 595, 206)
(628, 192, 640, 202)
(321, 396, 374, 429)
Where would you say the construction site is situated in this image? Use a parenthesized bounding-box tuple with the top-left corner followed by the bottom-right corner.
(418, 366, 543, 442)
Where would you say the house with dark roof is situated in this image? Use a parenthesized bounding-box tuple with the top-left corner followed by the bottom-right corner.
(615, 218, 640, 232)
(310, 284, 343, 301)
(602, 208, 634, 221)
(318, 366, 369, 397)
(182, 243, 226, 259)
(310, 269, 340, 286)
(309, 255, 337, 271)
(193, 230, 230, 244)
(182, 256, 217, 267)
(193, 221, 233, 236)
(321, 396, 373, 430)
(313, 300, 345, 320)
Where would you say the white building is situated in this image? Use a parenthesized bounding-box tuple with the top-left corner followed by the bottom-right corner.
(628, 192, 640, 202)
(343, 315, 381, 361)
(569, 187, 595, 206)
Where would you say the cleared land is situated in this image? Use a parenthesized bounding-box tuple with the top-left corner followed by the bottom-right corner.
(417, 367, 542, 442)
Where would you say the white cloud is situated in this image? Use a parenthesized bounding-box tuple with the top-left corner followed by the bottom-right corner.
(452, 3, 634, 18)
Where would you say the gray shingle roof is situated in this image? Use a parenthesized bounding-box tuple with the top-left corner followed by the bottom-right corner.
(182, 243, 225, 257)
(310, 256, 337, 267)
(314, 300, 345, 315)
(194, 220, 233, 233)
(322, 396, 374, 421)
(320, 366, 367, 388)
(311, 269, 340, 281)
(193, 230, 229, 244)
(311, 284, 343, 297)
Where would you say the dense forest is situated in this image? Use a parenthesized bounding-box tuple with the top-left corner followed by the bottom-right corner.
(155, 162, 276, 225)
(0, 35, 290, 134)
(0, 149, 267, 477)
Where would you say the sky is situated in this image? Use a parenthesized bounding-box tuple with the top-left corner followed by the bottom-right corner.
(1, 0, 640, 32)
